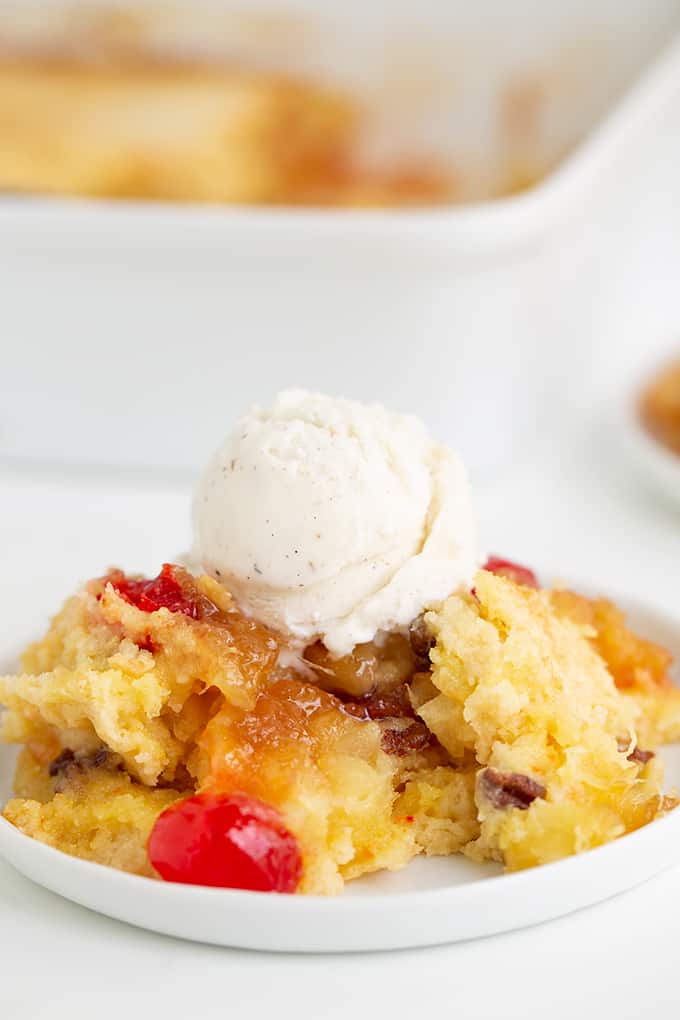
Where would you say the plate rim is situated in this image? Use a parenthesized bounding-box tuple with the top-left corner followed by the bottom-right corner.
(2, 791, 680, 908)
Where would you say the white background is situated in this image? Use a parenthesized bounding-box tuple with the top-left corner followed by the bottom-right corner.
(2, 0, 680, 1013)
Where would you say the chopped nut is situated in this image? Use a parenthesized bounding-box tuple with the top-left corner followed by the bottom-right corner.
(343, 683, 415, 721)
(48, 748, 76, 777)
(409, 615, 434, 669)
(617, 739, 655, 765)
(632, 746, 656, 762)
(628, 747, 655, 765)
(381, 720, 431, 756)
(48, 746, 111, 782)
(479, 767, 546, 810)
(88, 747, 110, 769)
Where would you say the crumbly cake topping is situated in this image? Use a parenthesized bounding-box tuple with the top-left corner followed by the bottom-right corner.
(1, 563, 678, 892)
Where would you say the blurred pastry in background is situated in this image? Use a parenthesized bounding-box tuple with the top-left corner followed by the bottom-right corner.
(0, 55, 455, 207)
(0, 0, 558, 214)
(639, 358, 680, 457)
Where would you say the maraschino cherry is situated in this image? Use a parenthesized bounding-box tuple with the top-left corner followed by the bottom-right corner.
(148, 792, 302, 893)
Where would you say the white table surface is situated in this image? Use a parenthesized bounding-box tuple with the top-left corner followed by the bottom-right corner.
(2, 418, 680, 1020)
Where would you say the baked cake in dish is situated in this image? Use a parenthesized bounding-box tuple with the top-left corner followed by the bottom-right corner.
(1, 391, 679, 894)
(0, 56, 451, 207)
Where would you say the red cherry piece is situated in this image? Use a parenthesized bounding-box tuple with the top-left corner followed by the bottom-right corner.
(148, 792, 302, 893)
(482, 556, 539, 589)
(108, 564, 199, 618)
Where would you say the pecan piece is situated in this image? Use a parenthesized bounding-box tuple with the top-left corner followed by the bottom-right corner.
(479, 767, 546, 810)
(409, 615, 434, 669)
(86, 747, 110, 769)
(617, 739, 655, 765)
(381, 720, 431, 756)
(48, 746, 111, 779)
(343, 683, 415, 721)
(48, 748, 76, 777)
(628, 746, 655, 765)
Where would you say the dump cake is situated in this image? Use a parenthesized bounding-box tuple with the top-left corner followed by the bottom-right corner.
(0, 56, 452, 207)
(639, 357, 680, 457)
(1, 391, 679, 894)
(0, 26, 551, 209)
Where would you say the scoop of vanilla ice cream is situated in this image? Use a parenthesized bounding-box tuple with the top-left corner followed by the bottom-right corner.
(193, 389, 477, 655)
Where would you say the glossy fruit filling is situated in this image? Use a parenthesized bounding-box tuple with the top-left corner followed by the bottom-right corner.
(106, 563, 201, 618)
(148, 791, 302, 892)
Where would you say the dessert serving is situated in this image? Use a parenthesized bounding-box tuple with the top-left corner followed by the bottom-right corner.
(2, 390, 680, 895)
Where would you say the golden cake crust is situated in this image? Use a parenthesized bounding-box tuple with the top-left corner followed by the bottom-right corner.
(5, 747, 181, 878)
(424, 571, 673, 869)
(0, 571, 279, 785)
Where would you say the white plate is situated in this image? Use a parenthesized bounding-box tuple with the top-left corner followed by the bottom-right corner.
(620, 400, 680, 508)
(1, 594, 680, 953)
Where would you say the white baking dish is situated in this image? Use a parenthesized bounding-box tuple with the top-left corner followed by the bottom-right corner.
(1, 0, 680, 479)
